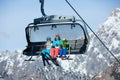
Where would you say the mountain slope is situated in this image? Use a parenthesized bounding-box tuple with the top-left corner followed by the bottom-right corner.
(82, 8, 120, 78)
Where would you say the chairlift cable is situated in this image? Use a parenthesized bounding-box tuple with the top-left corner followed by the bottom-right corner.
(65, 0, 120, 64)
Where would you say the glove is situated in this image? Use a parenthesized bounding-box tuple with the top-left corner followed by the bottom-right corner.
(56, 44, 58, 46)
(60, 44, 62, 48)
(42, 45, 46, 49)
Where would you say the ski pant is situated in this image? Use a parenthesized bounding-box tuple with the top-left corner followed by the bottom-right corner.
(50, 48, 60, 59)
(41, 49, 50, 58)
(59, 49, 67, 56)
(41, 53, 50, 66)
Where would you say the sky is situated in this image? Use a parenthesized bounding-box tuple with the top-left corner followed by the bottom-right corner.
(0, 0, 120, 52)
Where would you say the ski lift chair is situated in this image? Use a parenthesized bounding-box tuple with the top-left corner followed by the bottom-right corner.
(23, 15, 89, 58)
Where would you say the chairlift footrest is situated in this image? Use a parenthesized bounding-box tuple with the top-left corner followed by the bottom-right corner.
(25, 59, 35, 61)
(61, 56, 73, 60)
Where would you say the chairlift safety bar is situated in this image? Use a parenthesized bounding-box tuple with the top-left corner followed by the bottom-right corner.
(29, 22, 80, 27)
(34, 15, 76, 25)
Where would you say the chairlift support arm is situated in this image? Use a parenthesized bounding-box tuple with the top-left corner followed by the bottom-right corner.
(39, 0, 46, 16)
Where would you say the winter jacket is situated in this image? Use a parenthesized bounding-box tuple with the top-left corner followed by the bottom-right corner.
(45, 41, 52, 49)
(52, 40, 61, 48)
(60, 40, 69, 50)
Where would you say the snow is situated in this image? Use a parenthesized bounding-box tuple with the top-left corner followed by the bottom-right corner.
(58, 55, 75, 71)
(5, 59, 14, 75)
(0, 8, 120, 80)
(16, 54, 25, 67)
(109, 38, 119, 50)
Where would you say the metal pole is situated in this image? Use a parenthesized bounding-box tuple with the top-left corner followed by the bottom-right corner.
(39, 0, 47, 16)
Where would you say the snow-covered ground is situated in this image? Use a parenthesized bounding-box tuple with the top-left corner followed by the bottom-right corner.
(0, 8, 120, 80)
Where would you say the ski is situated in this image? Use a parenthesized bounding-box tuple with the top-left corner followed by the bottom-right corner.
(61, 56, 73, 60)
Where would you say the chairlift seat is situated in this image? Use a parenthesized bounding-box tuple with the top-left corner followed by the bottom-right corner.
(23, 15, 89, 57)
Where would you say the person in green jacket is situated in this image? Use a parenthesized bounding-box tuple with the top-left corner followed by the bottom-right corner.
(59, 38, 69, 57)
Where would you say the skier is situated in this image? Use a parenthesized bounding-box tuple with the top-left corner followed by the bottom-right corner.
(41, 36, 52, 66)
(50, 34, 61, 60)
(59, 38, 69, 58)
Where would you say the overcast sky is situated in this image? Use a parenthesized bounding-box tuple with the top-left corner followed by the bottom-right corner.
(0, 0, 120, 52)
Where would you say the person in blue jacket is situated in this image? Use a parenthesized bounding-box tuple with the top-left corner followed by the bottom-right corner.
(50, 34, 61, 59)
